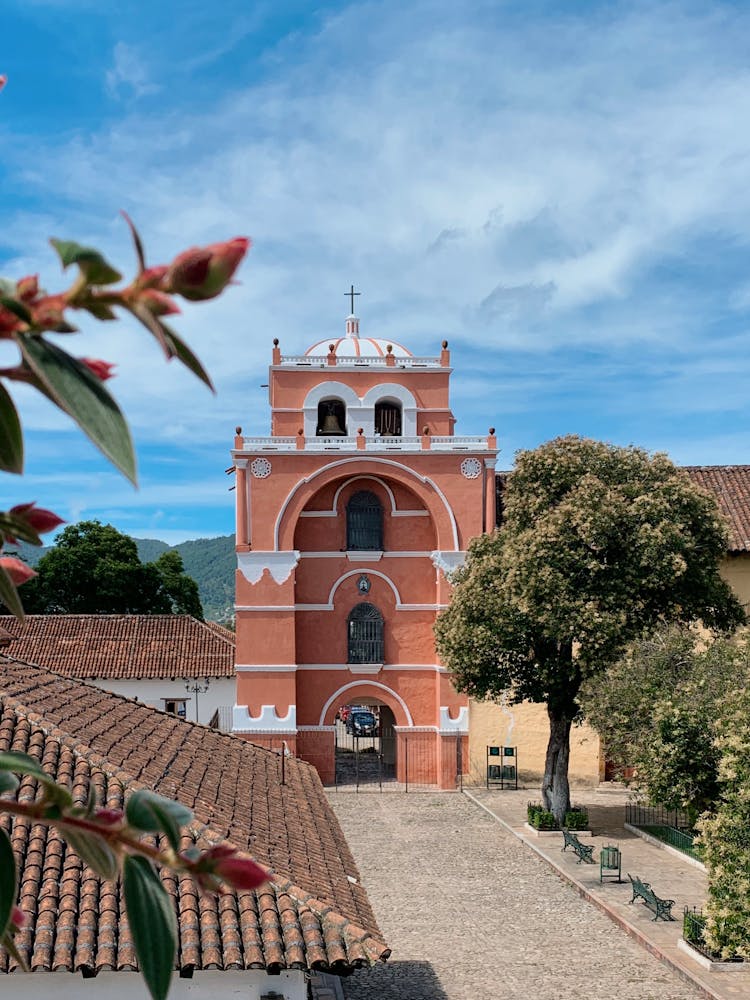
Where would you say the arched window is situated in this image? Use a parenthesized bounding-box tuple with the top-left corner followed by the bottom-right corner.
(316, 398, 347, 436)
(375, 401, 402, 436)
(348, 603, 384, 664)
(346, 490, 383, 550)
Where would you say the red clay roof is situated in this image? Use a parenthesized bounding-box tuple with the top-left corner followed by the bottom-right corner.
(0, 657, 388, 977)
(683, 466, 750, 553)
(0, 614, 235, 679)
(496, 465, 750, 553)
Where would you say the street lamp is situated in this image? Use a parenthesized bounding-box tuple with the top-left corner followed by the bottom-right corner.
(185, 677, 210, 723)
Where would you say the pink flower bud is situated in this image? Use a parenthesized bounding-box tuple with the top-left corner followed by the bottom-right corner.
(138, 266, 169, 289)
(93, 807, 124, 827)
(10, 503, 65, 536)
(0, 305, 25, 334)
(165, 237, 250, 301)
(10, 906, 24, 928)
(138, 289, 181, 316)
(0, 557, 37, 586)
(80, 358, 116, 381)
(16, 275, 39, 303)
(30, 293, 67, 330)
(211, 850, 266, 890)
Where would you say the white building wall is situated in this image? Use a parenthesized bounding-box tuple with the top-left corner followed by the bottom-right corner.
(8, 969, 307, 1000)
(88, 677, 235, 727)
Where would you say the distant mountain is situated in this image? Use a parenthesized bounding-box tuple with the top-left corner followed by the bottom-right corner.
(10, 534, 236, 623)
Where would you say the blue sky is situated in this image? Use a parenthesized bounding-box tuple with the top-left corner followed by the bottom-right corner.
(2, 0, 750, 544)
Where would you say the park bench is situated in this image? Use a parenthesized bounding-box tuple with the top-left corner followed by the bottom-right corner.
(627, 874, 675, 921)
(561, 829, 594, 864)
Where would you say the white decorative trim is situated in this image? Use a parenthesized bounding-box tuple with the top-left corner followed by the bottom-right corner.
(298, 550, 433, 558)
(297, 725, 336, 732)
(294, 603, 334, 611)
(298, 511, 338, 518)
(301, 381, 361, 437)
(361, 383, 418, 437)
(234, 458, 248, 470)
(232, 704, 297, 733)
(391, 510, 429, 517)
(237, 551, 300, 584)
(438, 706, 469, 734)
(394, 725, 437, 733)
(399, 603, 449, 611)
(235, 664, 298, 672)
(346, 551, 383, 562)
(460, 457, 482, 480)
(235, 605, 296, 612)
(297, 663, 447, 672)
(431, 550, 467, 576)
(274, 458, 459, 550)
(250, 457, 272, 479)
(348, 663, 382, 675)
(326, 568, 402, 606)
(484, 457, 497, 469)
(332, 476, 397, 515)
(319, 681, 414, 726)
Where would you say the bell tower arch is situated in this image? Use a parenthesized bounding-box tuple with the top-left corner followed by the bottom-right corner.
(231, 302, 497, 787)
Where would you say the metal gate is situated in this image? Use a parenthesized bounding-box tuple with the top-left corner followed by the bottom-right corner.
(334, 721, 462, 792)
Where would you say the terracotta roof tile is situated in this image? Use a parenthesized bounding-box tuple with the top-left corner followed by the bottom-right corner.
(496, 465, 750, 552)
(0, 615, 235, 679)
(683, 465, 750, 552)
(0, 658, 389, 979)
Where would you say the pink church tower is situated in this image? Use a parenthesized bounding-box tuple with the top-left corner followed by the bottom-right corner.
(230, 293, 497, 787)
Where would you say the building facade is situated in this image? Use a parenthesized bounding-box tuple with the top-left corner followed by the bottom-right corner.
(230, 311, 497, 786)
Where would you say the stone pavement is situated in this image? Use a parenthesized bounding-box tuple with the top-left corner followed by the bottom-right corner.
(328, 789, 719, 1000)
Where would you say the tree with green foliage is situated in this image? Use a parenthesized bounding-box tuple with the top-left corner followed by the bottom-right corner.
(21, 521, 203, 618)
(697, 685, 750, 959)
(582, 626, 750, 824)
(435, 436, 744, 823)
(153, 550, 203, 619)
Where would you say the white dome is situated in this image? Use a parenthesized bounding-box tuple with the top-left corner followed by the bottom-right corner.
(305, 336, 412, 358)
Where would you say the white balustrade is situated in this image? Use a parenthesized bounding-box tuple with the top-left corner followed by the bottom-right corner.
(240, 436, 297, 451)
(431, 436, 490, 450)
(279, 354, 442, 368)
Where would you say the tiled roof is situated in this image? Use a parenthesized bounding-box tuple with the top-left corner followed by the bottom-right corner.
(0, 615, 235, 679)
(0, 657, 389, 977)
(683, 466, 750, 553)
(496, 465, 750, 552)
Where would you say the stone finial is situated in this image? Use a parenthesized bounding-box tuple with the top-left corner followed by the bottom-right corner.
(236, 426, 242, 435)
(442, 340, 448, 349)
(387, 344, 393, 353)
(273, 338, 279, 346)
(489, 427, 495, 435)
(358, 427, 364, 435)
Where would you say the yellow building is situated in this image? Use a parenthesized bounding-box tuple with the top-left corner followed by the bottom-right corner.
(467, 465, 750, 787)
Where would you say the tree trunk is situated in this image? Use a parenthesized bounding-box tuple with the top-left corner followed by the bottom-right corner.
(541, 706, 573, 825)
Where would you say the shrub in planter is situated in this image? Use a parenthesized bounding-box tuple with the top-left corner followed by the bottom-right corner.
(563, 807, 589, 831)
(527, 802, 557, 829)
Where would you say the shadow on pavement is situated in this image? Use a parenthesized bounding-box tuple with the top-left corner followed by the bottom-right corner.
(342, 960, 449, 999)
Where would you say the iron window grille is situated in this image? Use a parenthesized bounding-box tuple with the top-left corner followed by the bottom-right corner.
(346, 490, 383, 550)
(348, 602, 384, 663)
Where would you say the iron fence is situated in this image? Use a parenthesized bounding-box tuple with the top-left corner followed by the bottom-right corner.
(625, 802, 699, 859)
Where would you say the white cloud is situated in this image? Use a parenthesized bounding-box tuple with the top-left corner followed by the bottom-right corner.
(105, 42, 159, 101)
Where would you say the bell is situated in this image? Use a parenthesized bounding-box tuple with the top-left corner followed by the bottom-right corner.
(321, 409, 345, 435)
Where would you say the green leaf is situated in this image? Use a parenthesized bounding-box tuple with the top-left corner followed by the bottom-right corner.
(17, 335, 136, 485)
(81, 300, 118, 321)
(0, 297, 32, 324)
(0, 565, 24, 620)
(125, 790, 193, 853)
(123, 855, 176, 1000)
(0, 751, 72, 807)
(50, 239, 122, 286)
(0, 772, 19, 795)
(0, 827, 17, 939)
(160, 322, 214, 392)
(0, 383, 23, 474)
(64, 829, 119, 880)
(0, 751, 47, 779)
(0, 513, 41, 547)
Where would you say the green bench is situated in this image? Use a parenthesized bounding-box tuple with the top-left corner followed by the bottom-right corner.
(561, 829, 595, 864)
(627, 874, 675, 921)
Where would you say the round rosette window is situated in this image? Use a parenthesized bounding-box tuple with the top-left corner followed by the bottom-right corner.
(460, 457, 482, 480)
(250, 457, 272, 479)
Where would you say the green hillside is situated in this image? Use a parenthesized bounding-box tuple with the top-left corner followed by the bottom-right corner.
(10, 534, 236, 623)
